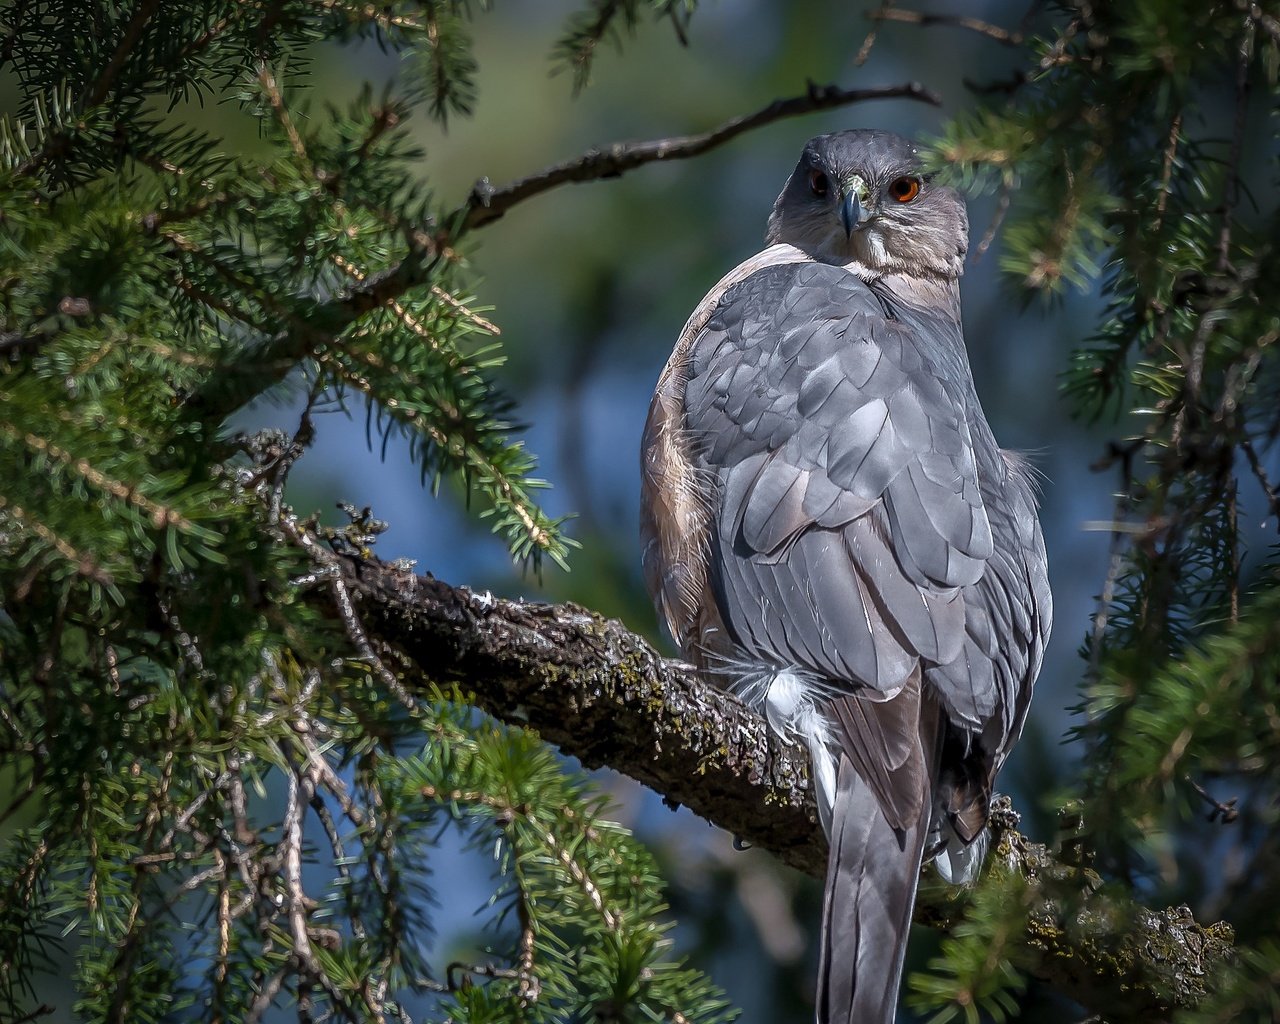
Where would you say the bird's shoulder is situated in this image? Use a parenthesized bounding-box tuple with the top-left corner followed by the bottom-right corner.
(715, 259, 891, 319)
(683, 259, 972, 491)
(681, 251, 993, 596)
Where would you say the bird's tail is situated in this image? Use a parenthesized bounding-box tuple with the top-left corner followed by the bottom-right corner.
(816, 754, 931, 1024)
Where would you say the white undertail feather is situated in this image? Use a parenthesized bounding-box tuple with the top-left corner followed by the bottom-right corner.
(718, 655, 990, 885)
(721, 665, 840, 834)
(932, 825, 989, 884)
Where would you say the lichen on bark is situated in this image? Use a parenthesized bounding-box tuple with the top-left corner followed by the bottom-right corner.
(328, 546, 1234, 1020)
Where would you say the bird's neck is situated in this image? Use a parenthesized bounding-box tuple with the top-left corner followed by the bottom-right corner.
(840, 260, 962, 317)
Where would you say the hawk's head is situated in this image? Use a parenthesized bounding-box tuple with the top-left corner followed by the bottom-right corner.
(766, 130, 968, 279)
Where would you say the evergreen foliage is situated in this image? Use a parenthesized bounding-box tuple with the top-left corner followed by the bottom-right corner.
(905, 3, 1280, 1020)
(2, 1, 1280, 1022)
(0, 2, 718, 1021)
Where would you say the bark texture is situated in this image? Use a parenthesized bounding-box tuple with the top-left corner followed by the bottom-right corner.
(335, 552, 1234, 1020)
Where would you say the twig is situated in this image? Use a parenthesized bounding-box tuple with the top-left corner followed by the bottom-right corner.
(297, 730, 366, 829)
(245, 969, 287, 1024)
(257, 64, 310, 166)
(1185, 775, 1239, 824)
(313, 0, 425, 32)
(281, 767, 314, 962)
(1153, 111, 1182, 232)
(1218, 20, 1254, 273)
(214, 850, 231, 990)
(1038, 17, 1081, 72)
(511, 883, 540, 1008)
(226, 758, 255, 847)
(972, 173, 1013, 261)
(445, 962, 525, 988)
(524, 815, 620, 932)
(1241, 436, 1280, 525)
(166, 863, 228, 904)
(854, 1, 896, 65)
(559, 0, 634, 91)
(457, 81, 940, 231)
(280, 515, 422, 712)
(870, 8, 1023, 46)
(307, 790, 364, 947)
(85, 0, 163, 107)
(158, 771, 228, 851)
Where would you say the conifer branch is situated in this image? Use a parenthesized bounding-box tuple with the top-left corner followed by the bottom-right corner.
(313, 0, 427, 33)
(177, 248, 450, 424)
(868, 8, 1025, 46)
(84, 0, 163, 108)
(324, 546, 1235, 1021)
(457, 81, 941, 231)
(0, 424, 193, 531)
(0, 496, 112, 587)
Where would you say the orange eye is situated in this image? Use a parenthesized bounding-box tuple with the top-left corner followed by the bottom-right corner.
(889, 177, 921, 202)
(807, 169, 830, 197)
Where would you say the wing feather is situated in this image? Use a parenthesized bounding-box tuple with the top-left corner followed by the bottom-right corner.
(683, 262, 994, 698)
(674, 259, 1051, 839)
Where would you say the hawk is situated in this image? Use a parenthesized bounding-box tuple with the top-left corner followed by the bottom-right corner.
(640, 130, 1051, 1023)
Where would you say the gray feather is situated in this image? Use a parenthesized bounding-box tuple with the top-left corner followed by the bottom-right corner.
(643, 133, 1053, 1024)
(684, 262, 1001, 696)
(819, 748, 931, 1024)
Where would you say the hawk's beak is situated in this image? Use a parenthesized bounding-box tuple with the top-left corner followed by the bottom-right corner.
(840, 176, 872, 237)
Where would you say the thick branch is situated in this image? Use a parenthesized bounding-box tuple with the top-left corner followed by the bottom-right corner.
(334, 552, 1233, 1019)
(458, 81, 941, 231)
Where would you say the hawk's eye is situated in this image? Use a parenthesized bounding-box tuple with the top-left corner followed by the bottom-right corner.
(807, 169, 830, 198)
(889, 176, 921, 203)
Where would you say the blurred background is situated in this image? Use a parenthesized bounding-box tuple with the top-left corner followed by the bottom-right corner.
(14, 1, 1273, 1019)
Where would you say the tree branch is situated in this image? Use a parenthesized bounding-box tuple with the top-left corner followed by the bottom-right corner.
(183, 81, 936, 425)
(457, 81, 941, 231)
(84, 0, 163, 108)
(870, 8, 1025, 46)
(328, 548, 1235, 1020)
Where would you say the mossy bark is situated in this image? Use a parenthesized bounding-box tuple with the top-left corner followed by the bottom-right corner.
(335, 550, 1234, 1020)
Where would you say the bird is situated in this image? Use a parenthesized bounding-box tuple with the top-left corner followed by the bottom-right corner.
(639, 129, 1051, 1023)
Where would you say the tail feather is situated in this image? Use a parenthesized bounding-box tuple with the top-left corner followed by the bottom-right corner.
(817, 755, 931, 1024)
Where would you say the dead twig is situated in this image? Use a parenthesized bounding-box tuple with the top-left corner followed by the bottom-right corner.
(870, 8, 1023, 46)
(458, 81, 940, 231)
(1186, 775, 1240, 824)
